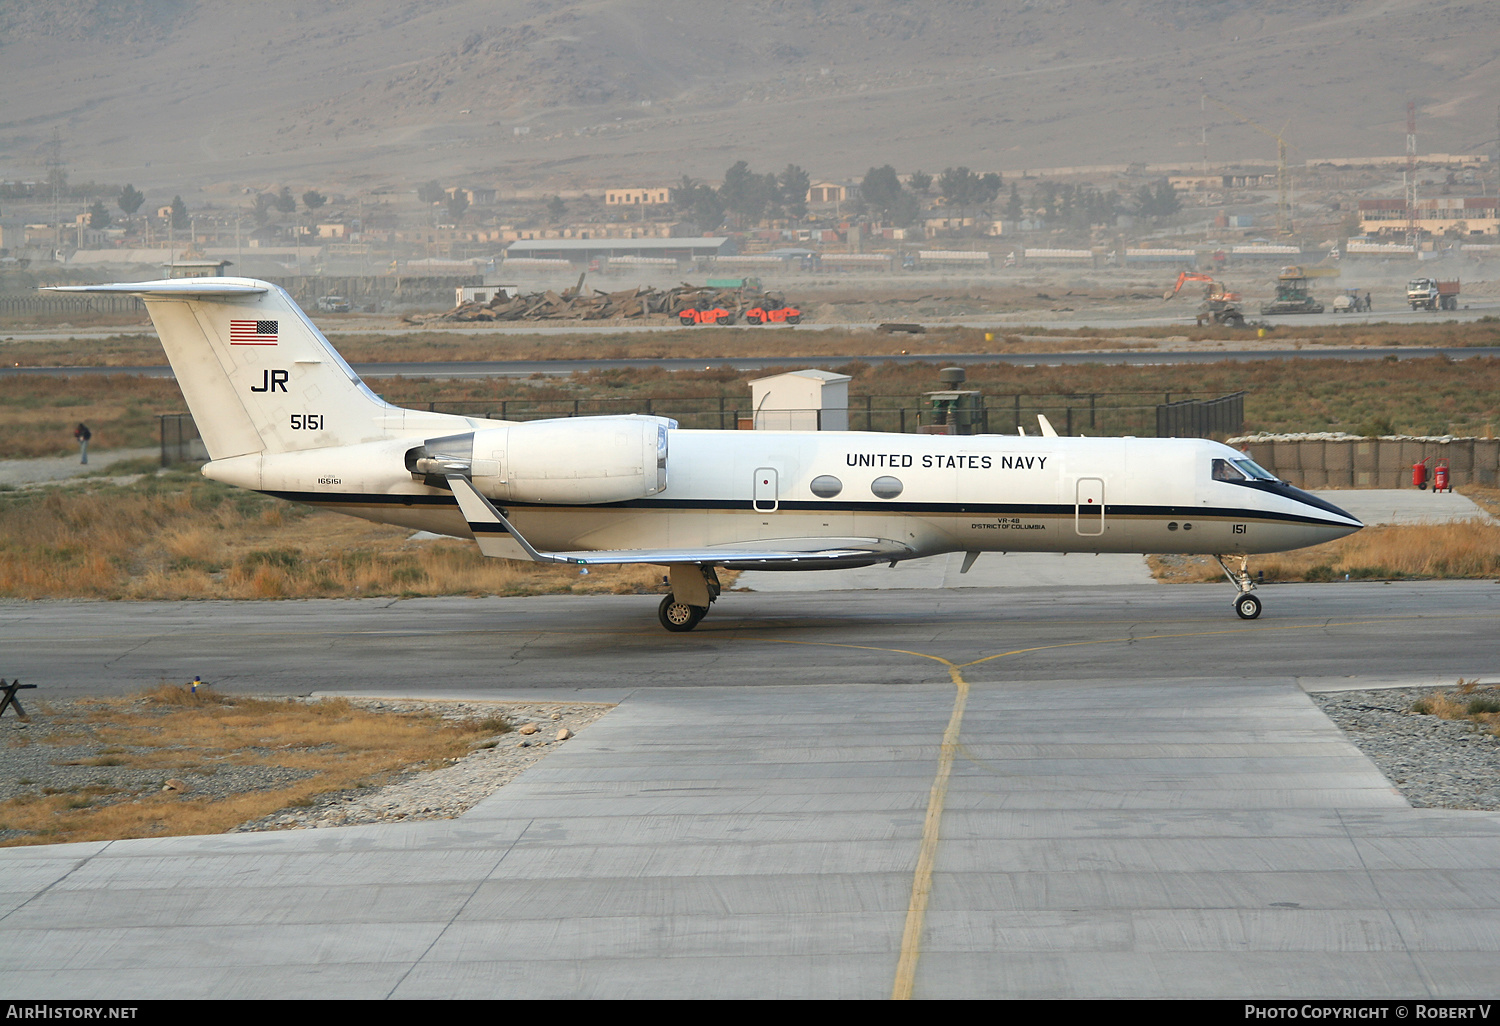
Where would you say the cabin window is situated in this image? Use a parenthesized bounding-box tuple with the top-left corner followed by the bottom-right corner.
(809, 475, 842, 498)
(871, 476, 903, 499)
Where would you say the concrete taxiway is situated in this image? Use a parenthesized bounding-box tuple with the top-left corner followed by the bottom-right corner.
(1, 581, 1498, 998)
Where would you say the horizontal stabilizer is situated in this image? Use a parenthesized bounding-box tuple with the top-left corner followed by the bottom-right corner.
(42, 279, 268, 298)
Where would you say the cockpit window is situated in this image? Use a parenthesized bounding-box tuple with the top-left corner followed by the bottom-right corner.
(1233, 457, 1278, 481)
(1214, 456, 1280, 484)
(1212, 458, 1247, 482)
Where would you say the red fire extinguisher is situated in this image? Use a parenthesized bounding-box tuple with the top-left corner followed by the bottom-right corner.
(1412, 459, 1429, 490)
(1433, 459, 1450, 493)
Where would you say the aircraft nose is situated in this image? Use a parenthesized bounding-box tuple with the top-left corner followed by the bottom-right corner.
(1275, 484, 1363, 535)
(1309, 495, 1363, 534)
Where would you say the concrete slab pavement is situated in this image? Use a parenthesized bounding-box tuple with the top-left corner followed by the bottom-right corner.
(1311, 488, 1495, 526)
(2, 673, 1498, 999)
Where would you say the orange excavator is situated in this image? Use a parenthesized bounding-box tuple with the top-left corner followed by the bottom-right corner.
(1164, 271, 1246, 327)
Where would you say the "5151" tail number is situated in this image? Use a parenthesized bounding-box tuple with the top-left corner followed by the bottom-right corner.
(290, 414, 324, 431)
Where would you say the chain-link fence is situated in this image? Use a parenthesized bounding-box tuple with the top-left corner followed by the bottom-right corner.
(159, 388, 1249, 463)
(0, 294, 145, 315)
(1157, 392, 1245, 439)
(401, 391, 1242, 438)
(159, 414, 208, 466)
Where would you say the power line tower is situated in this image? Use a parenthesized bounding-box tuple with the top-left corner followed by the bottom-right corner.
(45, 128, 66, 256)
(1405, 101, 1418, 247)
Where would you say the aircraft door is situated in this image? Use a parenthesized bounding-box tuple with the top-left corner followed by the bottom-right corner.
(753, 467, 779, 512)
(1075, 477, 1104, 536)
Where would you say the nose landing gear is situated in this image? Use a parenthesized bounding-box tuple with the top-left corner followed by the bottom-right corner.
(1216, 554, 1262, 619)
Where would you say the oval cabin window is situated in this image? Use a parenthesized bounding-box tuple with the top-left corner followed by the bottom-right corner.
(809, 475, 843, 498)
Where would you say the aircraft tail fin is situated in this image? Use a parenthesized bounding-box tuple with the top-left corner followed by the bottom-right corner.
(41, 278, 397, 460)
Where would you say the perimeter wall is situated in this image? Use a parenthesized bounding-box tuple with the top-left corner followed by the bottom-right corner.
(1241, 437, 1500, 489)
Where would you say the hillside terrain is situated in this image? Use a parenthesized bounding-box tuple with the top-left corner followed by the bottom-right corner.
(2, 0, 1498, 196)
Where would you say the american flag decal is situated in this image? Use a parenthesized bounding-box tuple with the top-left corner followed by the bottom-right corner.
(230, 319, 278, 345)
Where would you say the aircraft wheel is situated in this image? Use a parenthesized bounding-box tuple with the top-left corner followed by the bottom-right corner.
(658, 594, 706, 632)
(1234, 593, 1262, 620)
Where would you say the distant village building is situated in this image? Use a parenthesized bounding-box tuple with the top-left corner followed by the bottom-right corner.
(605, 187, 675, 207)
(1167, 173, 1276, 192)
(806, 182, 857, 205)
(445, 186, 497, 206)
(1358, 197, 1499, 236)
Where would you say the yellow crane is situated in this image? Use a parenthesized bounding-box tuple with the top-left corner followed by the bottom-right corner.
(1205, 96, 1295, 235)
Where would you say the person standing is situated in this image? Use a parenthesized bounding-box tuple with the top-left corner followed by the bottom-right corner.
(74, 422, 91, 464)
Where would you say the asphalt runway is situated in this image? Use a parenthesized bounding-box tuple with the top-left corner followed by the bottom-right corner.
(5, 580, 1498, 699)
(4, 344, 1499, 382)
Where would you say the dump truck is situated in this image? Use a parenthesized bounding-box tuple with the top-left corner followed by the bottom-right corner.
(1259, 266, 1324, 316)
(1406, 277, 1460, 311)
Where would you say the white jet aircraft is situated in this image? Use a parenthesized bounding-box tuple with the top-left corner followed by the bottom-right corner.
(45, 278, 1362, 630)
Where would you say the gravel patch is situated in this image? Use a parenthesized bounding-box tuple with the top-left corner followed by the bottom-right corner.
(1310, 686, 1500, 811)
(0, 697, 611, 842)
(232, 699, 612, 831)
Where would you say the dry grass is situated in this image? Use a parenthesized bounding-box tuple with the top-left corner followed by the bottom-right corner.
(0, 471, 672, 600)
(1458, 485, 1500, 519)
(6, 349, 1495, 455)
(0, 372, 185, 457)
(0, 686, 513, 846)
(1149, 520, 1500, 584)
(1410, 679, 1500, 739)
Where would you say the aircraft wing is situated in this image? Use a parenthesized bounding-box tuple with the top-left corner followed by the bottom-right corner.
(447, 475, 910, 567)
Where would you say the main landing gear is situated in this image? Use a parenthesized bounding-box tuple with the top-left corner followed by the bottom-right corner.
(657, 565, 722, 632)
(1215, 554, 1262, 619)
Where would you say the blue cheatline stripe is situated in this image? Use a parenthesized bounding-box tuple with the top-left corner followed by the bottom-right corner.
(262, 490, 1353, 528)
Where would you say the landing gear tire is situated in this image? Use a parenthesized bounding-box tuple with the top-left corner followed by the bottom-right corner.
(658, 594, 707, 632)
(1234, 593, 1262, 620)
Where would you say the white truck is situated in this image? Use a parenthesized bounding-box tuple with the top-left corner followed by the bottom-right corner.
(1406, 278, 1460, 311)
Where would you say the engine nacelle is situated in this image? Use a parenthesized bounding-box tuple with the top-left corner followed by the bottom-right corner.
(411, 416, 671, 504)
